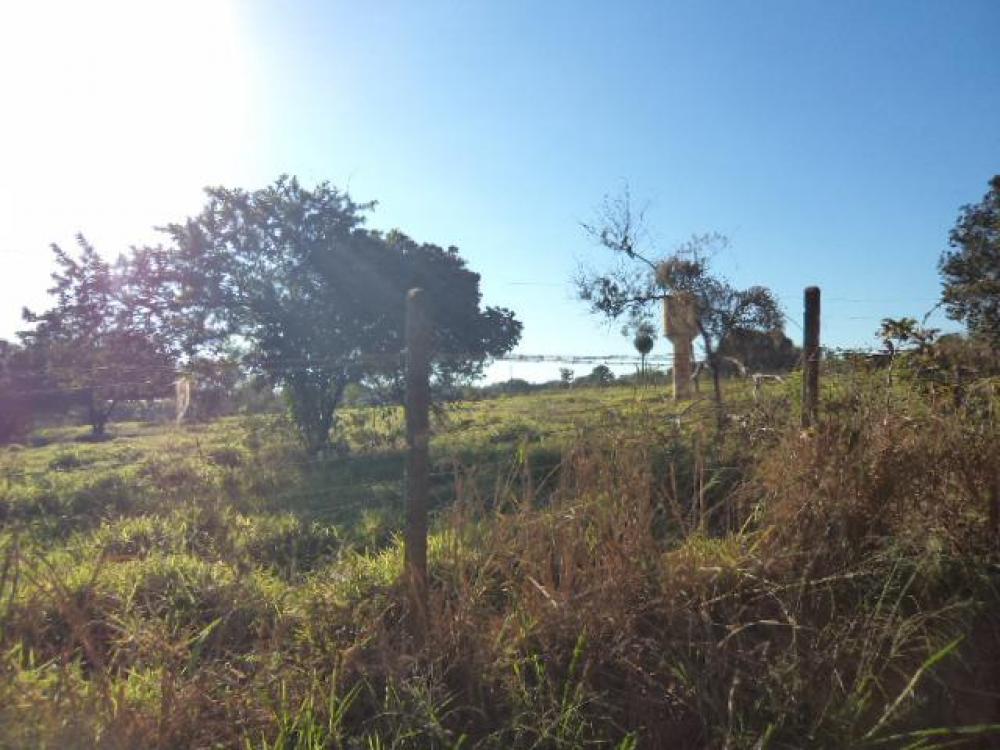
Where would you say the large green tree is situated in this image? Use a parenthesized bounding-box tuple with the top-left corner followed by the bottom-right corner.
(939, 175, 1000, 346)
(20, 237, 177, 437)
(0, 339, 40, 443)
(164, 176, 521, 454)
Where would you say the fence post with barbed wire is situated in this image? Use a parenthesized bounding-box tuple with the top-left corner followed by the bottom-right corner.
(802, 286, 821, 428)
(404, 287, 431, 640)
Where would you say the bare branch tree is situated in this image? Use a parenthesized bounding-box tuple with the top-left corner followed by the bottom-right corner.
(576, 186, 784, 427)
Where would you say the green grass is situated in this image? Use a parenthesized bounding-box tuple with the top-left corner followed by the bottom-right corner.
(2, 374, 999, 748)
(1, 382, 707, 536)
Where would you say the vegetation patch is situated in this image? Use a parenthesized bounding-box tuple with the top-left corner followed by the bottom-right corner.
(1, 376, 998, 747)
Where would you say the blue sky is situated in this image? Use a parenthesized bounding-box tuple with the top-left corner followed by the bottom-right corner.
(1, 0, 998, 381)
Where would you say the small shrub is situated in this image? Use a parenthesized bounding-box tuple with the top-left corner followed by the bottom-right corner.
(48, 449, 86, 472)
(207, 446, 245, 469)
(241, 514, 342, 579)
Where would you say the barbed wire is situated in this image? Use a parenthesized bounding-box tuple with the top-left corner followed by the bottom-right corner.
(0, 354, 683, 398)
(0, 346, 955, 406)
(0, 345, 933, 400)
(5, 343, 949, 393)
(10, 335, 941, 386)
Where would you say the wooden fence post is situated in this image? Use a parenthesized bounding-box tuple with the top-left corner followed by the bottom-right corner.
(404, 287, 431, 638)
(802, 286, 821, 428)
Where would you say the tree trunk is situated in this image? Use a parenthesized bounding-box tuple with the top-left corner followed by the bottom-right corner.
(308, 409, 334, 457)
(88, 392, 111, 438)
(290, 373, 349, 457)
(701, 333, 725, 433)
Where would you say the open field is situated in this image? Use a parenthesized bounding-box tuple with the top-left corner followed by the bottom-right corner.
(1, 382, 704, 541)
(2, 374, 1000, 748)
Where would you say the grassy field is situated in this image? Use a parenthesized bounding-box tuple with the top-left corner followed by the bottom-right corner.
(1, 382, 694, 541)
(2, 374, 999, 748)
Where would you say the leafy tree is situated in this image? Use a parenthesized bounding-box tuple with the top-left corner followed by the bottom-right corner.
(163, 176, 521, 454)
(576, 188, 783, 422)
(933, 332, 999, 376)
(559, 368, 575, 388)
(939, 175, 1000, 346)
(20, 237, 176, 438)
(632, 322, 655, 377)
(718, 327, 800, 372)
(498, 378, 535, 396)
(577, 364, 615, 387)
(349, 230, 524, 406)
(875, 317, 935, 388)
(118, 243, 211, 358)
(0, 340, 39, 443)
(878, 317, 938, 357)
(180, 356, 248, 420)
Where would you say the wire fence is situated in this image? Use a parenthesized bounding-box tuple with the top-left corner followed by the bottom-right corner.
(2, 323, 993, 490)
(1, 343, 936, 401)
(2, 348, 995, 584)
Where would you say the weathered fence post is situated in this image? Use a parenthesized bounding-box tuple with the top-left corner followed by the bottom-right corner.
(405, 288, 431, 638)
(802, 286, 821, 428)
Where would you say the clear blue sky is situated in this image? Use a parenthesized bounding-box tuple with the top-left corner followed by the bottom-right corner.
(2, 0, 998, 381)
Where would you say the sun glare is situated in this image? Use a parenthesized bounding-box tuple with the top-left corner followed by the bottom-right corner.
(0, 0, 250, 261)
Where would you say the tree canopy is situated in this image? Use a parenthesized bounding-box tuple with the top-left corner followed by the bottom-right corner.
(939, 175, 1000, 346)
(632, 322, 655, 377)
(163, 176, 521, 453)
(718, 328, 799, 373)
(0, 339, 38, 443)
(8, 177, 521, 447)
(19, 237, 176, 437)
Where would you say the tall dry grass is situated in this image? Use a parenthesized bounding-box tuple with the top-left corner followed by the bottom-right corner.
(1, 374, 999, 748)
